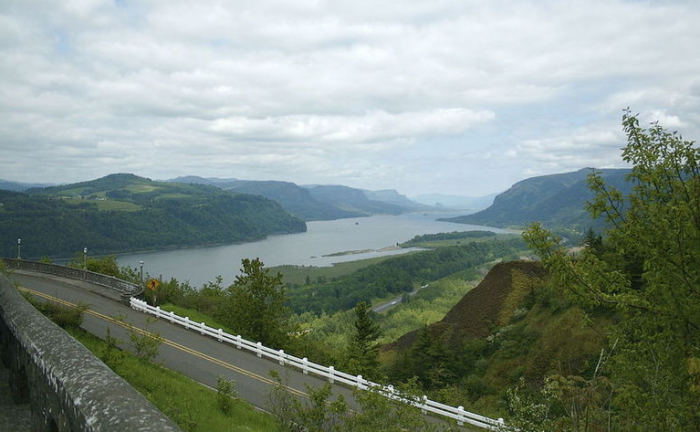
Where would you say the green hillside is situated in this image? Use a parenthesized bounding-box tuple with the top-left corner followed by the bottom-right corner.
(307, 184, 404, 215)
(1, 174, 305, 258)
(218, 180, 359, 220)
(383, 260, 610, 419)
(441, 168, 632, 229)
(168, 176, 428, 221)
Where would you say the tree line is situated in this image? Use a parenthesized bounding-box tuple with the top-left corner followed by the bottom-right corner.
(0, 189, 305, 258)
(286, 237, 525, 314)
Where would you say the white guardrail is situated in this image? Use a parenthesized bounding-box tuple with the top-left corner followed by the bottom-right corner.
(130, 298, 505, 430)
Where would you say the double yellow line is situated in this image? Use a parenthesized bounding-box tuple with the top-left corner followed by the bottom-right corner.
(19, 287, 307, 399)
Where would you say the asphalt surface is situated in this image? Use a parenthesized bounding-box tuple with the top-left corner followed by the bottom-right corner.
(10, 271, 476, 430)
(10, 272, 353, 412)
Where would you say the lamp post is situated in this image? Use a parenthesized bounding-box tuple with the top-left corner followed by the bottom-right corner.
(17, 239, 21, 260)
(83, 247, 88, 270)
(139, 260, 144, 285)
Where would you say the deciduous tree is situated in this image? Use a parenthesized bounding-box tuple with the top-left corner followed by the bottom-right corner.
(523, 109, 700, 429)
(224, 258, 292, 348)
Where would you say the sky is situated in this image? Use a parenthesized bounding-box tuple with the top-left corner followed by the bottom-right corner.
(1, 0, 699, 197)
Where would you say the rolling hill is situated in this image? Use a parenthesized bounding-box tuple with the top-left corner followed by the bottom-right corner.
(1, 174, 305, 258)
(168, 176, 430, 221)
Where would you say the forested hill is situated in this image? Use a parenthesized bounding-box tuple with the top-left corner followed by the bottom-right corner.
(168, 176, 358, 221)
(167, 176, 431, 221)
(0, 174, 305, 258)
(384, 260, 608, 414)
(440, 168, 632, 229)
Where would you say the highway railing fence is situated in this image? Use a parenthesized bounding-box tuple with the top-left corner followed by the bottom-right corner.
(130, 297, 506, 430)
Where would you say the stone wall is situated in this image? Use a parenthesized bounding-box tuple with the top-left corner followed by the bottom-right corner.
(2, 259, 143, 302)
(0, 273, 180, 431)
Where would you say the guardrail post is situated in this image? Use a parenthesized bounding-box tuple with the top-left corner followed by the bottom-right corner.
(421, 395, 428, 414)
(278, 350, 285, 365)
(302, 357, 309, 374)
(457, 406, 465, 426)
(357, 375, 364, 390)
(217, 328, 223, 342)
(236, 335, 242, 349)
(169, 311, 176, 323)
(328, 366, 335, 384)
(200, 322, 206, 335)
(155, 306, 161, 318)
(184, 317, 190, 329)
(256, 342, 263, 358)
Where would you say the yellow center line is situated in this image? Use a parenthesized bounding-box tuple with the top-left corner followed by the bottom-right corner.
(19, 287, 307, 398)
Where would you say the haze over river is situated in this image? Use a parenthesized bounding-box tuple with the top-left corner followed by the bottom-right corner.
(118, 213, 511, 287)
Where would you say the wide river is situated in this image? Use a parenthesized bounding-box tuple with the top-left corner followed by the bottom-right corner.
(118, 213, 510, 287)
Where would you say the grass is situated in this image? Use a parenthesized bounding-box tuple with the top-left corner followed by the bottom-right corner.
(377, 276, 478, 344)
(402, 233, 521, 249)
(126, 184, 159, 193)
(68, 327, 279, 432)
(155, 193, 195, 200)
(273, 254, 411, 286)
(96, 200, 142, 211)
(159, 303, 237, 335)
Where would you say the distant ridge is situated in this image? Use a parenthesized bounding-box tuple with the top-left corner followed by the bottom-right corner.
(412, 193, 497, 211)
(0, 178, 54, 192)
(168, 176, 431, 221)
(440, 168, 632, 229)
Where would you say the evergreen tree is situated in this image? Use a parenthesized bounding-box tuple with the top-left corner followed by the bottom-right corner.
(345, 302, 381, 379)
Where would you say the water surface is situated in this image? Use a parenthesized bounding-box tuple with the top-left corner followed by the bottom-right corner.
(118, 213, 509, 287)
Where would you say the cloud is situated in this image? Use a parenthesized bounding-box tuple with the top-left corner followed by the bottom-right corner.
(0, 0, 699, 195)
(209, 109, 494, 145)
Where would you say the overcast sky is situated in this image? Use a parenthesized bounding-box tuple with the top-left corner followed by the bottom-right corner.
(1, 0, 699, 197)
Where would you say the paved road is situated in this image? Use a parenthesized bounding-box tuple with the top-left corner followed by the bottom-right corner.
(10, 272, 353, 412)
(11, 271, 476, 430)
(372, 284, 429, 313)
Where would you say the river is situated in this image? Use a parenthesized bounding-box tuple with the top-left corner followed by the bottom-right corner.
(117, 213, 510, 287)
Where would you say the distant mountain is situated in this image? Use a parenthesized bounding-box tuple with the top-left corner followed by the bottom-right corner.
(5, 173, 305, 258)
(363, 189, 432, 211)
(412, 193, 497, 211)
(167, 176, 358, 220)
(306, 185, 404, 216)
(168, 176, 430, 221)
(0, 179, 54, 192)
(440, 168, 633, 229)
(218, 180, 358, 221)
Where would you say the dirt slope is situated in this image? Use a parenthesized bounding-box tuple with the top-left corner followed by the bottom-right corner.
(386, 260, 547, 351)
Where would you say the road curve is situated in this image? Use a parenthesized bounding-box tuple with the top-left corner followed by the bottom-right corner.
(9, 272, 354, 412)
(10, 271, 471, 430)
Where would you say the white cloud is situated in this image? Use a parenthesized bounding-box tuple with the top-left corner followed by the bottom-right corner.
(209, 109, 494, 145)
(0, 0, 699, 195)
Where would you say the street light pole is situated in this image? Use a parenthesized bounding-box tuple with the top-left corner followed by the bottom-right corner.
(17, 239, 21, 260)
(139, 260, 144, 285)
(83, 247, 88, 270)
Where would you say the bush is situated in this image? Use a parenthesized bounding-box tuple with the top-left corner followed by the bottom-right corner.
(216, 376, 237, 415)
(31, 298, 86, 330)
